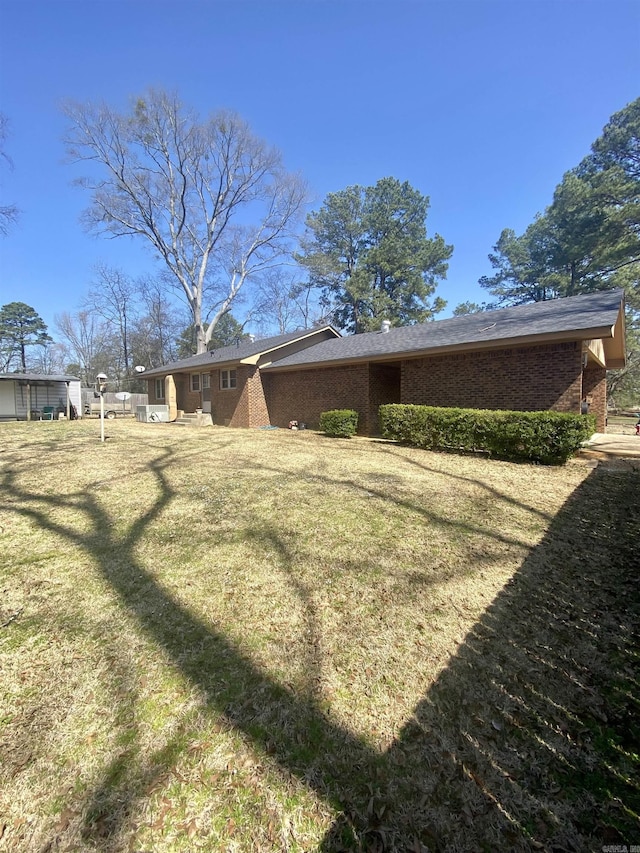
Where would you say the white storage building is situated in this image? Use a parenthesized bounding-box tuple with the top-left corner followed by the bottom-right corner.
(0, 374, 82, 420)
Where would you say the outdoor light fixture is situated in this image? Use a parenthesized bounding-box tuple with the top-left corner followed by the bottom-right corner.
(96, 373, 108, 442)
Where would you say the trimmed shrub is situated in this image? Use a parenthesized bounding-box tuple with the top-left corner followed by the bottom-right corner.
(379, 404, 596, 465)
(319, 409, 359, 438)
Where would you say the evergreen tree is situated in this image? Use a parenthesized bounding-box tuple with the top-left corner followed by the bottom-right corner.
(298, 177, 452, 333)
(480, 99, 639, 307)
(480, 98, 640, 402)
(0, 302, 52, 371)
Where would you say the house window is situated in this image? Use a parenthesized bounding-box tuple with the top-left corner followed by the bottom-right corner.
(220, 369, 237, 390)
(202, 373, 210, 390)
(155, 378, 165, 400)
(191, 374, 200, 392)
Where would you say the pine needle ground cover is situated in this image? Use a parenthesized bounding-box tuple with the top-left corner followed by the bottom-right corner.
(1, 419, 638, 852)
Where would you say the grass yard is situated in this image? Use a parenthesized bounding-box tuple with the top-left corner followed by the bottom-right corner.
(607, 413, 640, 435)
(1, 419, 638, 852)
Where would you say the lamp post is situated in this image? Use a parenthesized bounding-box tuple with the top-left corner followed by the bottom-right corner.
(96, 373, 108, 442)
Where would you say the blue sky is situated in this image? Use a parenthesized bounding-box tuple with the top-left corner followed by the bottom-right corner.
(0, 0, 638, 336)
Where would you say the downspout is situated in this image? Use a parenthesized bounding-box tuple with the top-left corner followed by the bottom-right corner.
(26, 381, 31, 421)
(66, 381, 71, 420)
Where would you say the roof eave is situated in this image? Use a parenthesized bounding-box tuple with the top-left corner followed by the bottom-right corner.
(602, 302, 626, 368)
(143, 327, 341, 376)
(264, 325, 622, 372)
(240, 326, 341, 365)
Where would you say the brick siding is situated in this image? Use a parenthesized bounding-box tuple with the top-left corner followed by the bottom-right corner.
(149, 338, 608, 433)
(209, 368, 244, 426)
(267, 341, 591, 435)
(368, 363, 401, 434)
(402, 342, 584, 415)
(582, 364, 607, 431)
(264, 364, 371, 432)
(207, 366, 271, 427)
(245, 366, 271, 427)
(182, 374, 203, 413)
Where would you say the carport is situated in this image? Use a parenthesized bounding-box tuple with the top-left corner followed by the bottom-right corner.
(0, 373, 82, 421)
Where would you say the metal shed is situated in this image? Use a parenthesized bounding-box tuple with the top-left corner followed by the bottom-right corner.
(0, 373, 82, 421)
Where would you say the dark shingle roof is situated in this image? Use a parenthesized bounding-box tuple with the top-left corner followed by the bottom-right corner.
(0, 373, 80, 382)
(143, 327, 339, 377)
(265, 289, 625, 370)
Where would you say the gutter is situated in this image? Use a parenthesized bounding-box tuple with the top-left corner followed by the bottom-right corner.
(262, 324, 620, 372)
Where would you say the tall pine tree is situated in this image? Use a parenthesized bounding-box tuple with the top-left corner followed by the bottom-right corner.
(298, 177, 452, 333)
(0, 302, 52, 371)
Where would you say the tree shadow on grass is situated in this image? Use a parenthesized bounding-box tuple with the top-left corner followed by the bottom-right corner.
(322, 459, 640, 850)
(2, 448, 639, 851)
(2, 447, 379, 849)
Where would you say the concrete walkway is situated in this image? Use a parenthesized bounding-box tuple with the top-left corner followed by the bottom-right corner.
(579, 432, 640, 460)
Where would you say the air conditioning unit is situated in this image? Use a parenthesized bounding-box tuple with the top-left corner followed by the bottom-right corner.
(136, 405, 170, 423)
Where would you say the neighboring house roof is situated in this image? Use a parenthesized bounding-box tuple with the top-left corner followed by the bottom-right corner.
(143, 326, 341, 378)
(264, 289, 626, 372)
(0, 373, 80, 382)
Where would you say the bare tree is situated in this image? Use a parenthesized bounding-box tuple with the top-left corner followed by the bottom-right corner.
(252, 270, 304, 334)
(55, 310, 114, 386)
(290, 279, 334, 330)
(0, 114, 19, 236)
(133, 274, 183, 367)
(63, 90, 308, 352)
(251, 269, 332, 334)
(83, 263, 138, 378)
(27, 341, 68, 375)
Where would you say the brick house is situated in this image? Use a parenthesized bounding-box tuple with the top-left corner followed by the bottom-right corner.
(143, 327, 341, 428)
(145, 289, 626, 433)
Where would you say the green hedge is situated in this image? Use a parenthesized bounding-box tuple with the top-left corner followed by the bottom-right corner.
(379, 404, 596, 465)
(319, 409, 359, 438)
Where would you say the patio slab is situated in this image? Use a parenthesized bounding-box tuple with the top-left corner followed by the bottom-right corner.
(579, 432, 640, 460)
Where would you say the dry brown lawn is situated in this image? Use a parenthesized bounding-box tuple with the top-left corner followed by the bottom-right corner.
(0, 418, 638, 852)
